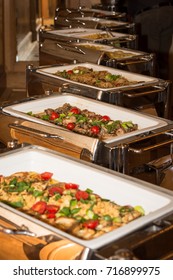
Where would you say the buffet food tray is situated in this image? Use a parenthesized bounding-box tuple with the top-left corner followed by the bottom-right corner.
(0, 145, 173, 250)
(74, 17, 128, 27)
(74, 43, 149, 60)
(80, 8, 123, 17)
(46, 28, 132, 41)
(2, 94, 167, 144)
(35, 63, 159, 91)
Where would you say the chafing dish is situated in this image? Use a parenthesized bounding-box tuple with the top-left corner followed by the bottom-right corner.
(54, 7, 128, 29)
(54, 15, 134, 34)
(39, 27, 138, 50)
(1, 145, 173, 256)
(95, 211, 173, 259)
(55, 7, 127, 22)
(1, 94, 173, 191)
(39, 39, 156, 76)
(26, 63, 171, 119)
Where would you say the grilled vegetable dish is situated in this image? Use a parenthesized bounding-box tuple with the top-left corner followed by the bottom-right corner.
(54, 66, 139, 88)
(80, 32, 113, 40)
(28, 103, 138, 139)
(0, 171, 144, 240)
(77, 44, 136, 59)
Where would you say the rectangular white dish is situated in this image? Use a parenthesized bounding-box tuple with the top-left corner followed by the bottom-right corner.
(0, 145, 173, 250)
(80, 8, 121, 17)
(35, 62, 159, 91)
(2, 94, 167, 144)
(46, 28, 130, 40)
(75, 43, 147, 59)
(74, 17, 128, 27)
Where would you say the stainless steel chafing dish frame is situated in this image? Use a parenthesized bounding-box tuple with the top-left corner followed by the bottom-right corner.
(94, 210, 173, 260)
(39, 26, 138, 50)
(25, 64, 172, 120)
(55, 7, 127, 22)
(39, 38, 156, 77)
(53, 15, 135, 35)
(54, 7, 129, 30)
(1, 93, 173, 188)
(1, 144, 173, 259)
(1, 113, 173, 193)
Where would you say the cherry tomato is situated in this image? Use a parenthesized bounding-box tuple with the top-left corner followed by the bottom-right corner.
(75, 190, 89, 200)
(31, 201, 47, 214)
(48, 186, 64, 196)
(66, 122, 75, 130)
(83, 219, 99, 229)
(40, 172, 53, 181)
(90, 125, 100, 135)
(70, 107, 81, 114)
(50, 111, 59, 120)
(65, 183, 79, 189)
(101, 115, 111, 122)
(46, 204, 59, 214)
(67, 70, 73, 74)
(46, 213, 56, 219)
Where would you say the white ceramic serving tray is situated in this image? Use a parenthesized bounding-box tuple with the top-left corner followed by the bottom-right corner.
(75, 43, 146, 59)
(35, 62, 159, 91)
(2, 94, 167, 144)
(0, 146, 173, 250)
(74, 17, 128, 27)
(81, 8, 121, 16)
(46, 28, 130, 40)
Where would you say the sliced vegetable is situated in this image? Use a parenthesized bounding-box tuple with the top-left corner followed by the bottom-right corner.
(70, 107, 81, 114)
(8, 200, 24, 208)
(65, 183, 79, 190)
(33, 190, 44, 197)
(48, 186, 64, 196)
(31, 201, 47, 214)
(46, 213, 56, 219)
(40, 172, 53, 181)
(83, 219, 99, 229)
(70, 199, 78, 207)
(50, 111, 59, 120)
(66, 122, 75, 130)
(103, 214, 112, 221)
(134, 205, 145, 215)
(101, 115, 111, 122)
(59, 207, 70, 216)
(46, 204, 59, 214)
(90, 125, 100, 135)
(75, 190, 89, 201)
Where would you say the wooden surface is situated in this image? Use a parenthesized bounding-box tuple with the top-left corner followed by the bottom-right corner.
(9, 120, 97, 159)
(0, 219, 47, 260)
(10, 126, 82, 159)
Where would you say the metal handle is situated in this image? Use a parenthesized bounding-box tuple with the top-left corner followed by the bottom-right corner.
(0, 216, 36, 237)
(123, 87, 163, 98)
(0, 227, 36, 237)
(129, 138, 173, 154)
(80, 247, 93, 260)
(80, 148, 94, 162)
(116, 55, 153, 67)
(109, 248, 138, 260)
(60, 83, 83, 95)
(56, 42, 86, 55)
(9, 123, 64, 140)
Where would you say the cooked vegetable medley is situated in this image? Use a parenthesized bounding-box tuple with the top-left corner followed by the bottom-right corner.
(0, 171, 145, 240)
(54, 66, 139, 88)
(28, 103, 138, 139)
